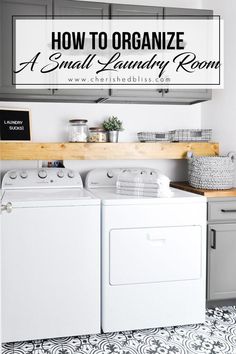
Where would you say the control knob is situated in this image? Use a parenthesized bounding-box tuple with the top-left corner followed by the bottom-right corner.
(9, 171, 17, 180)
(68, 170, 74, 178)
(107, 171, 113, 179)
(38, 169, 47, 179)
(20, 171, 28, 179)
(57, 170, 64, 178)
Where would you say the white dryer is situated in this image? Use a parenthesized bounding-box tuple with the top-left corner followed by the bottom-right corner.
(85, 168, 207, 333)
(1, 168, 100, 342)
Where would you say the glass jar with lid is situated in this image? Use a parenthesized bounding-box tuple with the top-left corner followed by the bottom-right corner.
(88, 127, 107, 143)
(68, 119, 88, 142)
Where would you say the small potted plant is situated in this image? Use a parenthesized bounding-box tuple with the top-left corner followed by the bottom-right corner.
(102, 116, 124, 143)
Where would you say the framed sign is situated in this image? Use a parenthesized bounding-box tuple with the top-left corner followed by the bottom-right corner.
(0, 108, 31, 141)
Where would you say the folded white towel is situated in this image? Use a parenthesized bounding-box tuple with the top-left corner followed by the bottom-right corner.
(117, 168, 170, 186)
(116, 188, 173, 198)
(116, 186, 171, 193)
(117, 180, 170, 189)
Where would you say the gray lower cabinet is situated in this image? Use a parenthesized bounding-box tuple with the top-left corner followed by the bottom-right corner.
(207, 200, 236, 301)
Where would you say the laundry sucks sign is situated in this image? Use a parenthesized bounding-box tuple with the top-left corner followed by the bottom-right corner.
(13, 18, 223, 88)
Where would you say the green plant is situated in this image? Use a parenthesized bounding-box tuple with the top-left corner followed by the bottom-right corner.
(102, 116, 124, 131)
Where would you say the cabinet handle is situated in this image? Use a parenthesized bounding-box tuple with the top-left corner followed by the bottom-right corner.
(157, 89, 163, 93)
(164, 88, 169, 94)
(221, 209, 236, 213)
(96, 97, 108, 103)
(211, 229, 216, 249)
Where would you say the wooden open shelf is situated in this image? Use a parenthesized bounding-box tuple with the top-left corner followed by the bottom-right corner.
(0, 142, 219, 160)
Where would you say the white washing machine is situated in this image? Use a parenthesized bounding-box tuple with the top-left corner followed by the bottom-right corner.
(85, 168, 207, 333)
(1, 168, 100, 342)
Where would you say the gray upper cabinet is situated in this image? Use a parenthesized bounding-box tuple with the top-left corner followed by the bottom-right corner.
(53, 0, 109, 102)
(108, 5, 212, 105)
(0, 0, 53, 100)
(162, 7, 213, 104)
(164, 7, 213, 18)
(160, 88, 212, 105)
(108, 4, 164, 103)
(54, 0, 108, 16)
(111, 3, 163, 18)
(0, 1, 213, 104)
(208, 223, 236, 301)
(0, 0, 109, 102)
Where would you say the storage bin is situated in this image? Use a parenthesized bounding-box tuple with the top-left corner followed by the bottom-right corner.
(187, 151, 235, 190)
(137, 132, 172, 142)
(171, 129, 212, 142)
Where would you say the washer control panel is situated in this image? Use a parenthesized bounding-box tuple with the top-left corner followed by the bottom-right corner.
(2, 168, 83, 189)
(85, 168, 124, 188)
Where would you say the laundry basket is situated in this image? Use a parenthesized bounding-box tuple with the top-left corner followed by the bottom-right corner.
(187, 151, 235, 190)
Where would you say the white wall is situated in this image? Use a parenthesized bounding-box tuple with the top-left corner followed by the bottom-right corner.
(0, 101, 201, 180)
(201, 0, 236, 183)
(1, 0, 203, 182)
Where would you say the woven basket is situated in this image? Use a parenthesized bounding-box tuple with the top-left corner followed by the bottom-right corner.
(137, 132, 171, 142)
(171, 129, 212, 142)
(187, 151, 235, 190)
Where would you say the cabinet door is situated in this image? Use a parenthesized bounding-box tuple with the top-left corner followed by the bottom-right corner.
(53, 0, 109, 101)
(164, 7, 213, 18)
(207, 224, 236, 300)
(112, 3, 163, 18)
(107, 89, 164, 104)
(161, 88, 212, 104)
(109, 4, 164, 102)
(163, 7, 213, 104)
(0, 0, 53, 99)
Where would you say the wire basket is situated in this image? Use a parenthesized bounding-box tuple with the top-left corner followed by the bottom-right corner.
(187, 151, 235, 190)
(171, 129, 212, 142)
(137, 132, 172, 142)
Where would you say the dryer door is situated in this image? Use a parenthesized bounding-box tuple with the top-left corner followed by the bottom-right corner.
(110, 225, 202, 285)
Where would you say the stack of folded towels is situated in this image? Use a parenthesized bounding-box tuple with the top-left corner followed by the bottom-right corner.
(116, 168, 173, 198)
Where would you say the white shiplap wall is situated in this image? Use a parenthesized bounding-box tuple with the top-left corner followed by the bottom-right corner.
(201, 0, 236, 184)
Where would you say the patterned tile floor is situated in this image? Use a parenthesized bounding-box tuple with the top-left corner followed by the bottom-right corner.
(2, 307, 236, 354)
